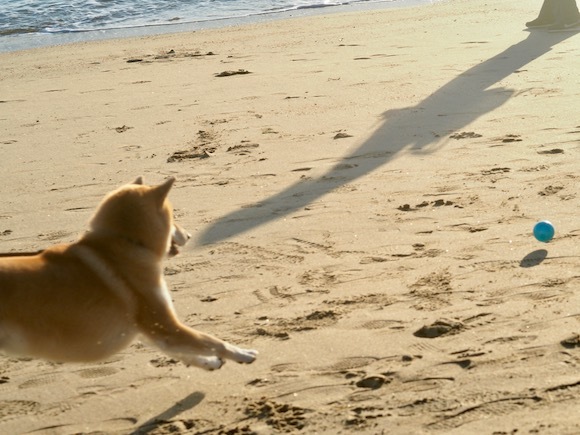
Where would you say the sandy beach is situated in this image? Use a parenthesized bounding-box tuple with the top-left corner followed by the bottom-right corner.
(1, 0, 580, 433)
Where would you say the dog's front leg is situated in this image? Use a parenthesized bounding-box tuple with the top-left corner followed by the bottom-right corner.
(152, 325, 258, 370)
(137, 283, 257, 370)
(138, 307, 257, 370)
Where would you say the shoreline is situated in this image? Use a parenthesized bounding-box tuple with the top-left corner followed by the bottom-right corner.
(1, 0, 580, 433)
(0, 0, 438, 53)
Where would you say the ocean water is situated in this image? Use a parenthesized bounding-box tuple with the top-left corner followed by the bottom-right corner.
(0, 0, 438, 52)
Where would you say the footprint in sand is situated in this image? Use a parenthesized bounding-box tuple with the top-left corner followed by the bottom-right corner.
(560, 333, 580, 349)
(355, 374, 391, 390)
(333, 131, 353, 139)
(537, 148, 564, 155)
(214, 69, 252, 77)
(397, 199, 456, 211)
(427, 396, 541, 431)
(226, 142, 260, 155)
(438, 359, 473, 370)
(413, 319, 464, 338)
(167, 148, 212, 162)
(0, 400, 40, 420)
(328, 356, 380, 371)
(18, 373, 60, 389)
(253, 309, 340, 340)
(538, 185, 564, 196)
(359, 319, 402, 330)
(343, 405, 386, 427)
(449, 131, 482, 139)
(241, 399, 309, 432)
(481, 167, 510, 175)
(544, 380, 580, 402)
(37, 230, 71, 242)
(499, 134, 522, 143)
(75, 366, 119, 379)
(114, 125, 133, 133)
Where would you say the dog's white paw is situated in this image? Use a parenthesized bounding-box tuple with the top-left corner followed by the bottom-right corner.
(226, 344, 258, 364)
(184, 355, 224, 371)
(201, 356, 225, 371)
(238, 348, 258, 364)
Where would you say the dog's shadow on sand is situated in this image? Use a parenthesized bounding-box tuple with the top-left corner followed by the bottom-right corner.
(197, 30, 576, 245)
(130, 391, 205, 435)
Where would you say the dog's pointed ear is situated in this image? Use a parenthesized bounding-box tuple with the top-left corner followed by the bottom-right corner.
(151, 177, 175, 206)
(132, 176, 144, 185)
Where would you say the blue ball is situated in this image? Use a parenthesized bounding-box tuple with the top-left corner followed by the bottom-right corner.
(533, 220, 555, 243)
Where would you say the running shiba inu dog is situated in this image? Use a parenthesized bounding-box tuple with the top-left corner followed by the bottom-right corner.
(0, 177, 257, 370)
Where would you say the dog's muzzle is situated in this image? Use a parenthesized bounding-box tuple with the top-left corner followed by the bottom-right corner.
(168, 224, 191, 257)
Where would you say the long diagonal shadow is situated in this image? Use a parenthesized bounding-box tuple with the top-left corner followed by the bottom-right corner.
(198, 31, 575, 245)
(130, 391, 205, 434)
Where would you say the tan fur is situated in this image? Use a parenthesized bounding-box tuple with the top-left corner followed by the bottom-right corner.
(0, 177, 257, 370)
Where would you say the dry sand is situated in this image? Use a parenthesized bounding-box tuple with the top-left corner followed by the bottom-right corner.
(1, 0, 580, 433)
